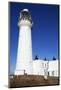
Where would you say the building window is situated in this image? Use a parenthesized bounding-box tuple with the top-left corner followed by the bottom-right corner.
(52, 71, 54, 76)
(48, 72, 49, 76)
(42, 63, 44, 68)
(45, 63, 46, 67)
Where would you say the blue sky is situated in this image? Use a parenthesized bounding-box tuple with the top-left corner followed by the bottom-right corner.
(9, 2, 59, 74)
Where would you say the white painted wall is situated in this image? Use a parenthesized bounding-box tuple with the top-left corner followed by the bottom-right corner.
(33, 60, 48, 75)
(33, 60, 59, 77)
(15, 19, 33, 75)
(48, 60, 59, 77)
(33, 60, 42, 75)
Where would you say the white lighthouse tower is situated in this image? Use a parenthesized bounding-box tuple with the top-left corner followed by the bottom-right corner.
(15, 9, 33, 75)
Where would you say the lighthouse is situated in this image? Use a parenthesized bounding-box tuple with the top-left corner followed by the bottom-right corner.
(15, 9, 33, 75)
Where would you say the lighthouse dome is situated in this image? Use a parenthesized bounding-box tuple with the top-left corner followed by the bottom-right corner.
(22, 9, 29, 12)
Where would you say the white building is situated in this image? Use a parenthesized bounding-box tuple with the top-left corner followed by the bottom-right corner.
(15, 9, 59, 78)
(33, 60, 59, 77)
